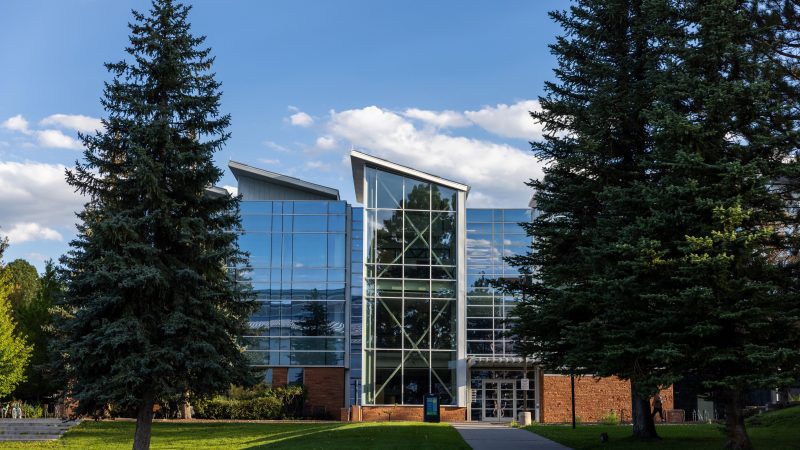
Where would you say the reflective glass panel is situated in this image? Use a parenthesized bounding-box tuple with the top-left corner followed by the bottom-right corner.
(404, 178, 430, 210)
(376, 171, 403, 209)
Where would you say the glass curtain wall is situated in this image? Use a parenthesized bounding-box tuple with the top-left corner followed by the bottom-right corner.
(363, 167, 458, 405)
(465, 209, 532, 357)
(237, 200, 348, 367)
(349, 207, 364, 405)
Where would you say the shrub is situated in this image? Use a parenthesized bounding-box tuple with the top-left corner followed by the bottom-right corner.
(193, 384, 307, 420)
(598, 410, 620, 425)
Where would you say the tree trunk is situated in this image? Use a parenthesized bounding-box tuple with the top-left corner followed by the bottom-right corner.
(722, 389, 753, 450)
(631, 382, 659, 439)
(132, 394, 155, 450)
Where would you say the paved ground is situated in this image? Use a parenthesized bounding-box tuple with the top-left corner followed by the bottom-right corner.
(452, 422, 571, 450)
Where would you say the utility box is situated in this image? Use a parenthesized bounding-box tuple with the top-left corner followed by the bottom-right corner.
(423, 394, 440, 423)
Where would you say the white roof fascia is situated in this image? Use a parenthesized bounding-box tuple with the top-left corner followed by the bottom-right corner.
(228, 160, 340, 200)
(350, 150, 470, 204)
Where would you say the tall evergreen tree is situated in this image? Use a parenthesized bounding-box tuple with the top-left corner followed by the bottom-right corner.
(0, 239, 33, 399)
(644, 2, 800, 448)
(503, 0, 668, 438)
(55, 2, 254, 449)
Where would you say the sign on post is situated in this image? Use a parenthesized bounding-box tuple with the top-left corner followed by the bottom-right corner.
(423, 394, 440, 423)
(520, 378, 530, 391)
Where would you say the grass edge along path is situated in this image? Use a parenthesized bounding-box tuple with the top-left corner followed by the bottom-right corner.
(0, 420, 471, 450)
(523, 405, 800, 450)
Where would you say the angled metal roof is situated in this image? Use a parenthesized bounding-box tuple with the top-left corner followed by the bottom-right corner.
(350, 150, 470, 204)
(204, 185, 230, 198)
(229, 160, 340, 200)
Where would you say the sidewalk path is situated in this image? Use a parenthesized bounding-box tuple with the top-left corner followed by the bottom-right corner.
(452, 422, 572, 450)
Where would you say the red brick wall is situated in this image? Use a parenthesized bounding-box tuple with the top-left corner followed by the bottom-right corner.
(540, 374, 673, 424)
(360, 405, 466, 422)
(272, 368, 288, 387)
(304, 367, 345, 418)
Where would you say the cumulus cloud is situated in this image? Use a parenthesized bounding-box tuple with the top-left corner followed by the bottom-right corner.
(403, 108, 471, 128)
(465, 100, 544, 140)
(35, 129, 83, 150)
(40, 114, 103, 133)
(0, 161, 85, 240)
(2, 222, 63, 244)
(315, 136, 337, 150)
(326, 106, 542, 207)
(1, 115, 32, 134)
(1, 113, 100, 149)
(289, 111, 314, 127)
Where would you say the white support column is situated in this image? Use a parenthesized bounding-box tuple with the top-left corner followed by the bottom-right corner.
(456, 190, 468, 407)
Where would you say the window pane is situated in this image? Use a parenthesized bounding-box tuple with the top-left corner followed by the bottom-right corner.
(404, 279, 429, 298)
(374, 351, 402, 404)
(241, 215, 270, 232)
(328, 215, 346, 232)
(375, 210, 402, 264)
(376, 170, 404, 209)
(366, 167, 377, 209)
(404, 297, 429, 348)
(467, 209, 494, 222)
(294, 215, 328, 232)
(239, 233, 269, 267)
(288, 368, 304, 386)
(403, 350, 429, 405)
(376, 298, 402, 348)
(431, 351, 456, 404)
(432, 212, 456, 266)
(404, 211, 430, 265)
(432, 185, 456, 211)
(328, 234, 346, 267)
(432, 300, 456, 349)
(294, 202, 328, 214)
(404, 178, 430, 210)
(293, 234, 327, 267)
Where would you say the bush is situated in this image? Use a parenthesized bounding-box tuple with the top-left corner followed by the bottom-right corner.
(193, 384, 307, 420)
(598, 410, 620, 425)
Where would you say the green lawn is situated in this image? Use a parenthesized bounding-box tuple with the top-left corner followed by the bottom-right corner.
(524, 405, 800, 450)
(2, 421, 470, 450)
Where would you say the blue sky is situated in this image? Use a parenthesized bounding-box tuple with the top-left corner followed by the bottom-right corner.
(0, 0, 569, 271)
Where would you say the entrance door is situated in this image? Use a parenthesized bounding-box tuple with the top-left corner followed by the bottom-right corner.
(481, 380, 516, 421)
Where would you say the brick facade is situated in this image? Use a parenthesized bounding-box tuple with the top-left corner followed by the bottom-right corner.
(358, 405, 467, 422)
(540, 373, 673, 424)
(269, 367, 345, 419)
(303, 367, 345, 418)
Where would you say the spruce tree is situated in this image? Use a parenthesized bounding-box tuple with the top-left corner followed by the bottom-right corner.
(644, 1, 800, 448)
(55, 1, 254, 449)
(0, 239, 33, 399)
(503, 0, 667, 438)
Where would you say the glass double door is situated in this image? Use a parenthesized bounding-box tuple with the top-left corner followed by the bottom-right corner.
(481, 380, 517, 421)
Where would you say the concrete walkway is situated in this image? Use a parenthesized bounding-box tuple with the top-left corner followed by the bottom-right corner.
(452, 422, 571, 450)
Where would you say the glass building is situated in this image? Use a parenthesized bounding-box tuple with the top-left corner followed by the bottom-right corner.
(225, 152, 540, 421)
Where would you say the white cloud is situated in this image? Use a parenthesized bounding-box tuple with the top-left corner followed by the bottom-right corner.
(305, 160, 331, 171)
(35, 129, 83, 150)
(263, 141, 290, 153)
(2, 222, 63, 244)
(289, 111, 314, 127)
(403, 108, 471, 128)
(258, 158, 281, 165)
(1, 115, 32, 134)
(326, 106, 542, 207)
(39, 114, 103, 133)
(315, 136, 337, 150)
(464, 100, 544, 140)
(0, 161, 84, 232)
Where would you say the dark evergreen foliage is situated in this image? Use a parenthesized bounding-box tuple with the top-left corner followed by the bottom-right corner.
(54, 1, 254, 449)
(501, 1, 800, 446)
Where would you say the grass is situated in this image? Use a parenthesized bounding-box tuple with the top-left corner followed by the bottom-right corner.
(1, 421, 470, 450)
(524, 405, 800, 450)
